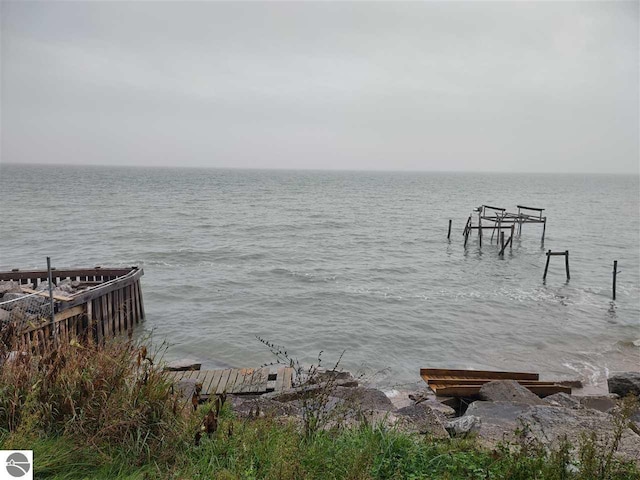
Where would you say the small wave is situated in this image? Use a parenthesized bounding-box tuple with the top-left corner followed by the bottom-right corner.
(269, 267, 337, 283)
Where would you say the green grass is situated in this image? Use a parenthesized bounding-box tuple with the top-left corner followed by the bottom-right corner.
(3, 404, 639, 480)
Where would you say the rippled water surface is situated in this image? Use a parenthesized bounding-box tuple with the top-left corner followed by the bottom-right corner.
(1, 165, 638, 389)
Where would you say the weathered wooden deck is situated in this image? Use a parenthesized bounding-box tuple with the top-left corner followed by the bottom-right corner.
(166, 367, 294, 396)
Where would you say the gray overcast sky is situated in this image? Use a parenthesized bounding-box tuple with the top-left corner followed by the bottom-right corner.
(1, 1, 638, 173)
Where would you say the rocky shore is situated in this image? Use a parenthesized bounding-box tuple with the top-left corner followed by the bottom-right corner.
(182, 369, 640, 463)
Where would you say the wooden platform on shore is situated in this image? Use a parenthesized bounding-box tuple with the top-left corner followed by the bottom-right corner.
(421, 368, 571, 398)
(166, 367, 294, 396)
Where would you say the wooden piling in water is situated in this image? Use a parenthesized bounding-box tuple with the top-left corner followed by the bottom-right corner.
(447, 219, 452, 240)
(543, 250, 551, 280)
(613, 260, 617, 300)
(543, 250, 570, 281)
(510, 225, 514, 250)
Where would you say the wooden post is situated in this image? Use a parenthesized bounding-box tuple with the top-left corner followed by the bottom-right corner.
(464, 229, 469, 248)
(500, 232, 505, 253)
(543, 250, 551, 280)
(447, 219, 452, 240)
(478, 217, 482, 247)
(565, 250, 570, 280)
(510, 225, 514, 251)
(613, 260, 617, 300)
(541, 218, 546, 243)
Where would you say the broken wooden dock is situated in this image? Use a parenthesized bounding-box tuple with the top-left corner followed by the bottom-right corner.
(459, 204, 547, 250)
(166, 367, 294, 397)
(421, 368, 571, 398)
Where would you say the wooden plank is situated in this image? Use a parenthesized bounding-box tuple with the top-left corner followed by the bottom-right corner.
(275, 367, 286, 393)
(216, 369, 233, 394)
(240, 368, 256, 394)
(420, 368, 539, 381)
(114, 288, 122, 334)
(49, 305, 84, 324)
(137, 280, 145, 320)
(425, 378, 559, 386)
(430, 384, 570, 398)
(283, 368, 293, 390)
(208, 369, 224, 396)
(200, 370, 217, 395)
(253, 367, 271, 393)
(226, 369, 242, 394)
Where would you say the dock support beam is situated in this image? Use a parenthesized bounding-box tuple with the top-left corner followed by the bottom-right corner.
(447, 219, 452, 240)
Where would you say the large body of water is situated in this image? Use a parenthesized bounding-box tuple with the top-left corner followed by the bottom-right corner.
(1, 164, 638, 390)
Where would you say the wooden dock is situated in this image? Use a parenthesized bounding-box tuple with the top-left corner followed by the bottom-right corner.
(166, 367, 295, 396)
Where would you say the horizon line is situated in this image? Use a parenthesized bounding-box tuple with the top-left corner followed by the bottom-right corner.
(0, 161, 638, 177)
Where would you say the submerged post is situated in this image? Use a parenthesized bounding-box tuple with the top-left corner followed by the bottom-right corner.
(613, 260, 618, 300)
(500, 231, 505, 253)
(565, 250, 570, 280)
(447, 219, 452, 240)
(47, 256, 57, 344)
(542, 218, 546, 243)
(543, 250, 551, 280)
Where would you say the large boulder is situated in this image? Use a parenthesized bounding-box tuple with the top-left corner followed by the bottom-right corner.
(463, 401, 531, 442)
(479, 380, 544, 405)
(608, 373, 640, 397)
(0, 308, 10, 322)
(519, 405, 640, 463)
(395, 403, 449, 438)
(332, 386, 395, 412)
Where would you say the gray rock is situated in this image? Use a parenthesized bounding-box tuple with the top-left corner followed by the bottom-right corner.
(0, 281, 22, 295)
(608, 372, 640, 397)
(0, 293, 27, 304)
(479, 380, 544, 405)
(446, 415, 481, 437)
(395, 403, 449, 438)
(544, 393, 582, 409)
(578, 395, 618, 413)
(518, 405, 640, 462)
(0, 308, 10, 322)
(164, 359, 202, 371)
(464, 400, 531, 441)
(332, 386, 395, 412)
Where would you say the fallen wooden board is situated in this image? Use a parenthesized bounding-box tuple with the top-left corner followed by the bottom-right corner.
(421, 368, 539, 381)
(429, 384, 571, 398)
(426, 378, 558, 386)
